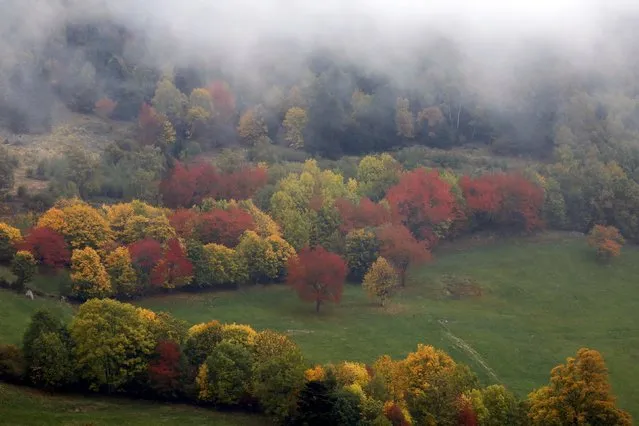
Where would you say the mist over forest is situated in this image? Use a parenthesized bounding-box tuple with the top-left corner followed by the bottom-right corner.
(2, 0, 639, 157)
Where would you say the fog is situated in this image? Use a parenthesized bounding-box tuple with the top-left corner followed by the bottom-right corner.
(2, 0, 639, 130)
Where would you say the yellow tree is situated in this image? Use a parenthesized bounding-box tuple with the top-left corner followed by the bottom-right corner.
(362, 257, 399, 306)
(357, 153, 402, 201)
(152, 78, 186, 120)
(47, 202, 113, 249)
(528, 348, 632, 425)
(70, 247, 112, 300)
(0, 222, 22, 261)
(283, 107, 308, 149)
(104, 247, 138, 298)
(70, 299, 155, 392)
(237, 106, 268, 146)
(395, 97, 415, 138)
(103, 203, 135, 241)
(236, 231, 278, 283)
(203, 243, 248, 288)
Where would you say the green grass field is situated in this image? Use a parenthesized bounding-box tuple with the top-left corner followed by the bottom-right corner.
(2, 234, 637, 419)
(0, 383, 263, 426)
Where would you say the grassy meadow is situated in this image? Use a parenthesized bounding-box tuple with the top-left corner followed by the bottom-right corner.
(0, 383, 263, 426)
(2, 233, 638, 419)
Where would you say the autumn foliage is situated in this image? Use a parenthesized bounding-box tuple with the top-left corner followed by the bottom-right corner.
(587, 225, 624, 262)
(138, 103, 164, 146)
(460, 173, 544, 231)
(128, 238, 164, 274)
(287, 246, 347, 313)
(385, 168, 457, 244)
(150, 239, 193, 289)
(198, 208, 255, 247)
(94, 97, 117, 118)
(335, 197, 391, 233)
(377, 224, 430, 287)
(160, 162, 268, 208)
(148, 340, 184, 399)
(19, 227, 70, 268)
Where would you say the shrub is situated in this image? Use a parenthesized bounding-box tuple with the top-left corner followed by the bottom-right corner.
(0, 344, 25, 382)
(587, 225, 624, 262)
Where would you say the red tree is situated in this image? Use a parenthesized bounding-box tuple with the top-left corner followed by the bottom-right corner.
(458, 397, 479, 426)
(192, 162, 221, 203)
(169, 209, 199, 240)
(218, 166, 268, 200)
(459, 173, 544, 231)
(197, 208, 255, 246)
(206, 80, 236, 121)
(287, 246, 347, 313)
(151, 239, 193, 289)
(336, 197, 392, 233)
(138, 103, 163, 146)
(160, 162, 197, 208)
(148, 340, 184, 399)
(377, 224, 430, 287)
(385, 168, 457, 243)
(19, 227, 70, 268)
(128, 238, 164, 274)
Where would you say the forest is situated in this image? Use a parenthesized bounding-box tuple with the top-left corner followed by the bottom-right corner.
(1, 0, 638, 425)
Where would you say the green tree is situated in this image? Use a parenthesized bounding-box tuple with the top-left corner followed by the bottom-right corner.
(236, 231, 278, 283)
(395, 97, 415, 138)
(357, 154, 402, 201)
(70, 299, 155, 392)
(184, 321, 224, 367)
(283, 107, 309, 149)
(152, 78, 186, 121)
(466, 385, 526, 426)
(252, 342, 306, 422)
(22, 310, 67, 372)
(196, 340, 254, 405)
(28, 332, 74, 389)
(344, 228, 380, 282)
(203, 243, 249, 288)
(362, 257, 399, 306)
(11, 251, 37, 291)
(527, 348, 632, 425)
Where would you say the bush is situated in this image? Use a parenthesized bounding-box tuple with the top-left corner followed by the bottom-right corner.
(0, 344, 25, 382)
(587, 225, 625, 262)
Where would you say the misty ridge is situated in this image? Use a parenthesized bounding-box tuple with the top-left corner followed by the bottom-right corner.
(2, 0, 639, 157)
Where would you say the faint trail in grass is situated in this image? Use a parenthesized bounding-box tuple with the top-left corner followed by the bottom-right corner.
(439, 319, 500, 383)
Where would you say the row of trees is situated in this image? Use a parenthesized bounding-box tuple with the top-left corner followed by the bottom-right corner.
(0, 303, 632, 425)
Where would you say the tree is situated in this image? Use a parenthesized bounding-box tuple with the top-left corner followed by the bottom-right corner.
(0, 146, 17, 197)
(70, 247, 112, 300)
(201, 243, 248, 288)
(238, 106, 268, 146)
(357, 154, 402, 201)
(363, 257, 399, 306)
(587, 225, 624, 262)
(22, 310, 67, 376)
(344, 228, 380, 282)
(147, 340, 185, 399)
(283, 107, 309, 149)
(19, 227, 70, 268)
(0, 222, 21, 262)
(395, 98, 415, 138)
(206, 80, 236, 122)
(27, 332, 74, 389)
(197, 208, 255, 246)
(151, 239, 193, 290)
(465, 385, 526, 426)
(11, 251, 37, 291)
(196, 340, 254, 405)
(152, 78, 186, 121)
(64, 146, 100, 199)
(336, 197, 391, 234)
(252, 340, 306, 422)
(104, 247, 138, 298)
(377, 224, 430, 287)
(236, 231, 278, 283)
(287, 246, 347, 313)
(94, 97, 117, 118)
(54, 203, 113, 250)
(528, 348, 632, 426)
(70, 299, 156, 392)
(138, 103, 164, 146)
(159, 162, 197, 208)
(169, 209, 199, 240)
(386, 168, 457, 243)
(128, 238, 163, 277)
(184, 321, 224, 367)
(459, 173, 544, 232)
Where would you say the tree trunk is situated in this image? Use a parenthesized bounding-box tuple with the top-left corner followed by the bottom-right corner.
(315, 299, 321, 313)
